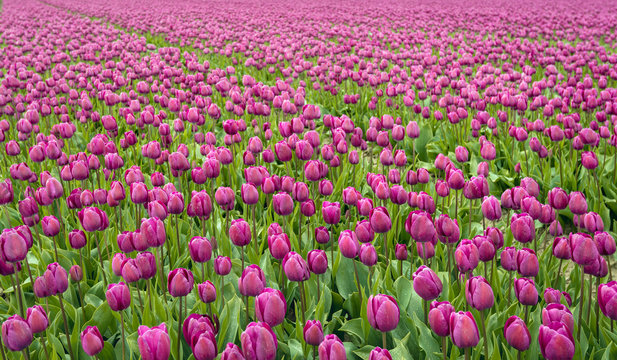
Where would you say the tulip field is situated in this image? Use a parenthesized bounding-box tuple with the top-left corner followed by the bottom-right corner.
(3, 0, 617, 359)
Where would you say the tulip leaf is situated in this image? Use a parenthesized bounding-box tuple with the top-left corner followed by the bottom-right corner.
(287, 338, 304, 360)
(390, 332, 413, 359)
(412, 312, 440, 360)
(217, 295, 242, 349)
(602, 343, 617, 360)
(340, 318, 364, 344)
(394, 276, 412, 312)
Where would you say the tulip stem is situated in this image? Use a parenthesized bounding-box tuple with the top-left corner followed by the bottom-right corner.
(245, 295, 250, 324)
(383, 232, 388, 267)
(442, 336, 447, 360)
(241, 246, 245, 273)
(479, 310, 489, 360)
(300, 281, 307, 325)
(3, 205, 10, 228)
(556, 259, 563, 288)
(134, 282, 144, 317)
(177, 297, 183, 360)
(423, 299, 428, 324)
(353, 260, 362, 304)
(587, 274, 593, 325)
(175, 214, 181, 265)
(120, 312, 126, 360)
(147, 279, 153, 313)
(252, 205, 258, 255)
(58, 294, 76, 360)
(577, 266, 584, 341)
(313, 345, 317, 360)
(330, 226, 335, 276)
(468, 199, 473, 238)
(316, 274, 321, 302)
(596, 276, 600, 336)
(94, 232, 108, 287)
(12, 268, 24, 318)
(158, 247, 166, 293)
(382, 331, 387, 349)
(36, 332, 49, 360)
(76, 277, 85, 322)
(608, 257, 613, 281)
(507, 271, 512, 303)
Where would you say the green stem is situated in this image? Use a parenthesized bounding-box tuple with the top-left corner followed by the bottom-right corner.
(480, 310, 488, 360)
(58, 295, 76, 360)
(177, 297, 183, 359)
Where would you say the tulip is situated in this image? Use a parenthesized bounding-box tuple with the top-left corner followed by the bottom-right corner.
(405, 210, 436, 244)
(138, 323, 171, 360)
(413, 266, 443, 303)
(238, 265, 266, 297)
(538, 322, 575, 360)
(542, 304, 574, 334)
(449, 311, 479, 349)
(455, 240, 479, 274)
(255, 288, 287, 327)
(106, 282, 131, 311)
(2, 315, 33, 352)
(192, 331, 218, 360)
(78, 207, 109, 232)
(0, 228, 28, 263)
(367, 294, 399, 348)
(514, 277, 538, 307)
(240, 322, 278, 360)
(465, 276, 494, 311)
(25, 306, 47, 335)
(369, 347, 392, 360)
(504, 316, 530, 352)
(198, 281, 217, 304)
(221, 343, 245, 360)
(568, 191, 587, 216)
(598, 281, 617, 321)
(214, 256, 232, 276)
(189, 237, 213, 264)
(481, 196, 501, 221)
(318, 334, 346, 360)
(273, 192, 293, 216)
(168, 268, 194, 297)
(510, 213, 535, 244)
(428, 301, 455, 337)
(304, 320, 324, 346)
(81, 326, 104, 356)
(517, 248, 539, 277)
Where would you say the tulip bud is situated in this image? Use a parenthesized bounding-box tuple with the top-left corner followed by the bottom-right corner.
(318, 334, 346, 360)
(26, 306, 48, 333)
(413, 266, 443, 301)
(2, 315, 33, 352)
(240, 322, 278, 360)
(255, 288, 287, 327)
(214, 256, 232, 276)
(238, 265, 266, 297)
(538, 322, 575, 360)
(138, 324, 171, 360)
(81, 326, 104, 356)
(428, 301, 455, 337)
(303, 320, 324, 346)
(449, 311, 479, 348)
(367, 294, 400, 332)
(514, 277, 538, 306)
(198, 281, 217, 304)
(168, 268, 194, 297)
(504, 316, 530, 351)
(106, 282, 131, 311)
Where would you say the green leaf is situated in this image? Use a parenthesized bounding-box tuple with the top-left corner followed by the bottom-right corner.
(412, 312, 440, 360)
